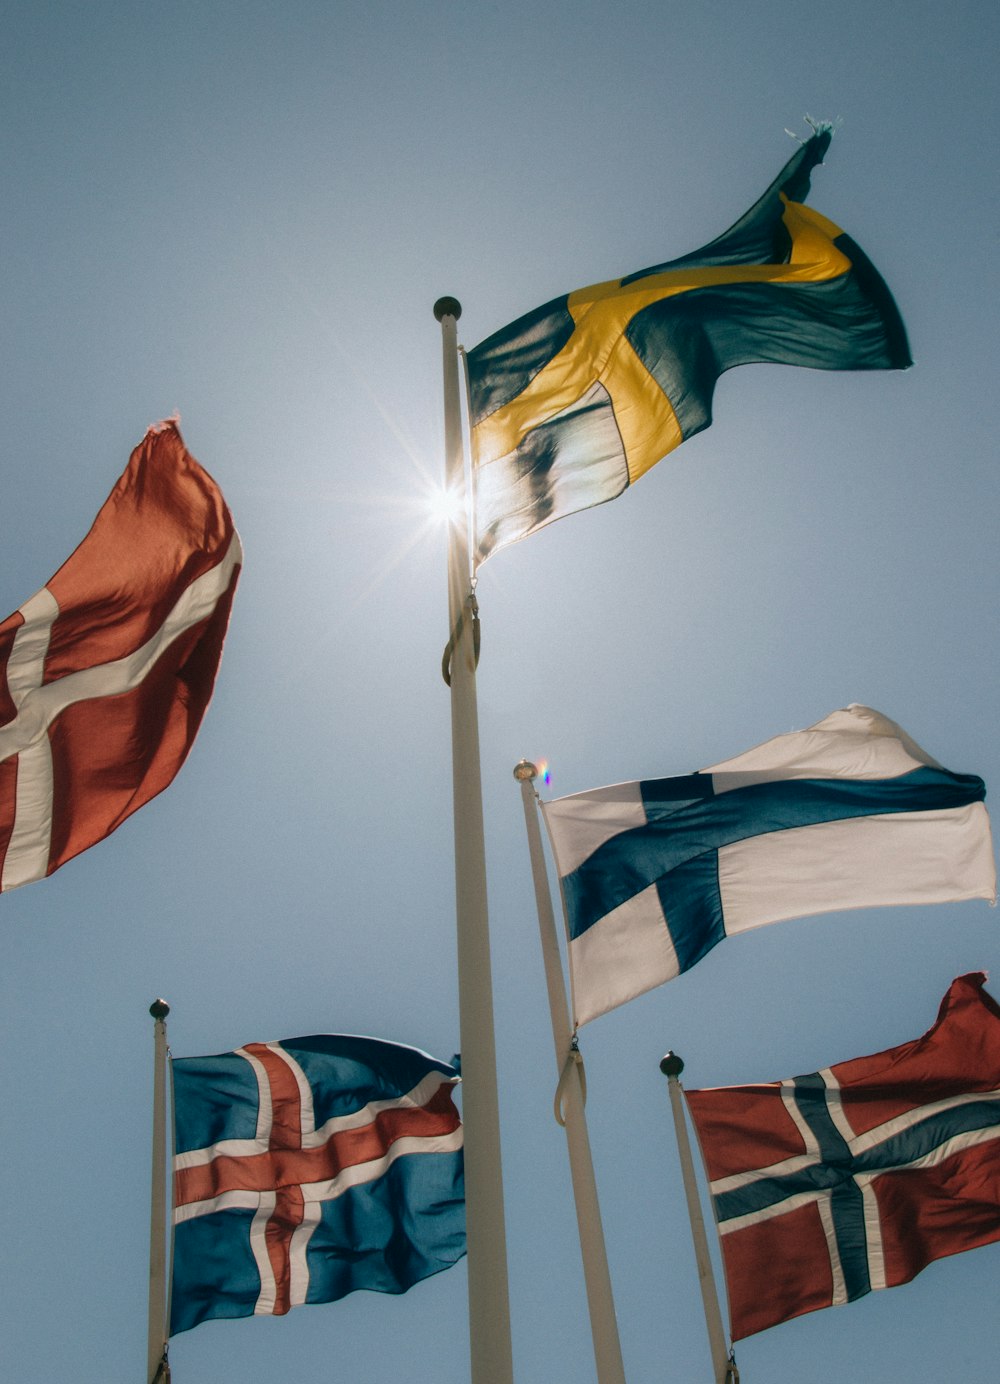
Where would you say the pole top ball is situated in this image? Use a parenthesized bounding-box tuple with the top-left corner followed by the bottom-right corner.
(513, 760, 538, 781)
(433, 296, 462, 322)
(660, 1051, 684, 1078)
(149, 998, 170, 1020)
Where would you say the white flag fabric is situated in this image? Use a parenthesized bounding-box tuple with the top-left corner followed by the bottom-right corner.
(541, 706, 996, 1026)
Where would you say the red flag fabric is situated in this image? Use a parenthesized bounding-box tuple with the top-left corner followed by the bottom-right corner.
(686, 973, 1000, 1340)
(0, 422, 241, 891)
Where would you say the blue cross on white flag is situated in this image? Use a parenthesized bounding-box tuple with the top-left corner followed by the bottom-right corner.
(542, 706, 996, 1026)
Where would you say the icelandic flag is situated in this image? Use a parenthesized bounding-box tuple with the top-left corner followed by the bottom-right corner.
(0, 422, 241, 892)
(542, 706, 995, 1025)
(685, 973, 1000, 1339)
(170, 1034, 466, 1335)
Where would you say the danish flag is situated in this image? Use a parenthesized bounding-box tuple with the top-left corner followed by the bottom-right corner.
(686, 973, 1000, 1340)
(0, 422, 241, 892)
(170, 1034, 466, 1335)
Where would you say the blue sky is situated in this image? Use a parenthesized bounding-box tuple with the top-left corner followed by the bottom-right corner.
(1, 3, 997, 1381)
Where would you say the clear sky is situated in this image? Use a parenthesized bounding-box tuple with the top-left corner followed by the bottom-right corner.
(1, 3, 997, 1382)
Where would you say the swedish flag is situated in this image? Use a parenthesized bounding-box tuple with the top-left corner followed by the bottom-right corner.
(468, 128, 911, 563)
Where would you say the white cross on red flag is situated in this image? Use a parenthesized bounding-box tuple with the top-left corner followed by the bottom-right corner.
(0, 421, 241, 892)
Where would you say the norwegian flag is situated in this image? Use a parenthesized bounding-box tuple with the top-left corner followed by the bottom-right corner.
(170, 1034, 466, 1334)
(686, 973, 1000, 1340)
(0, 422, 241, 892)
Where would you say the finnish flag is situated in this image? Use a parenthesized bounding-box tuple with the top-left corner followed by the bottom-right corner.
(542, 706, 996, 1026)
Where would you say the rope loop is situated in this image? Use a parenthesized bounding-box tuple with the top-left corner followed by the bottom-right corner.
(441, 592, 481, 686)
(553, 1046, 587, 1127)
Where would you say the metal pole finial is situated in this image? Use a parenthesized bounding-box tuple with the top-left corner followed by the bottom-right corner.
(660, 1051, 684, 1078)
(149, 998, 170, 1021)
(513, 760, 538, 782)
(433, 296, 462, 322)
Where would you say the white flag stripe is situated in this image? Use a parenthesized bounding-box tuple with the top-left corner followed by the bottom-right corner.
(174, 1128, 465, 1224)
(715, 1123, 1000, 1244)
(266, 1041, 317, 1136)
(816, 1192, 848, 1306)
(782, 1078, 822, 1156)
(709, 1087, 1000, 1198)
(305, 1070, 454, 1149)
(713, 1129, 1000, 1240)
(173, 1069, 454, 1171)
(174, 1188, 265, 1224)
(858, 1174, 888, 1291)
(869, 1119, 1000, 1177)
(5, 589, 59, 702)
(817, 1067, 856, 1146)
(845, 1087, 1000, 1158)
(567, 882, 679, 1026)
(0, 533, 242, 766)
(296, 1127, 466, 1203)
(1, 590, 59, 891)
(709, 1150, 819, 1198)
(250, 1193, 278, 1316)
(703, 705, 938, 784)
(717, 1187, 828, 1236)
(717, 805, 996, 938)
(234, 1045, 275, 1146)
(289, 1203, 323, 1309)
(2, 739, 56, 891)
(542, 778, 646, 877)
(716, 1182, 854, 1305)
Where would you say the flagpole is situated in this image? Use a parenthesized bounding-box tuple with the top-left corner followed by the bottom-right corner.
(434, 296, 515, 1384)
(514, 761, 627, 1384)
(660, 1053, 735, 1384)
(147, 999, 170, 1384)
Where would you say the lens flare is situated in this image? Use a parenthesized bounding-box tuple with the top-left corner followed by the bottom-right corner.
(537, 759, 551, 787)
(424, 485, 466, 526)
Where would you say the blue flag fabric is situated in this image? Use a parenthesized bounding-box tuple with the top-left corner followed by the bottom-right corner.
(468, 127, 911, 562)
(170, 1034, 465, 1335)
(542, 707, 995, 1025)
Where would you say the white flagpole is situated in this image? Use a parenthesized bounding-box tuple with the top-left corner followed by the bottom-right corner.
(434, 297, 515, 1384)
(147, 999, 170, 1384)
(514, 761, 627, 1384)
(660, 1053, 735, 1384)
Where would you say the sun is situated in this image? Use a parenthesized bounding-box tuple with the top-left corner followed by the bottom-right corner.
(424, 485, 468, 528)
